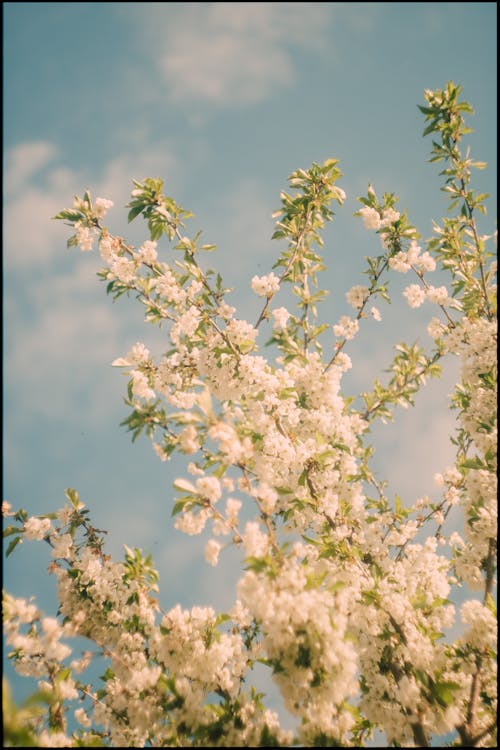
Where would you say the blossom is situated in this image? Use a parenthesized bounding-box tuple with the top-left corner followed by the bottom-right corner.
(251, 272, 280, 297)
(461, 599, 497, 649)
(74, 708, 92, 727)
(195, 476, 222, 503)
(205, 539, 222, 566)
(389, 251, 411, 273)
(426, 285, 450, 305)
(94, 197, 114, 218)
(74, 221, 94, 252)
(272, 306, 291, 329)
(358, 206, 381, 230)
(370, 306, 381, 321)
(110, 256, 136, 284)
(225, 319, 258, 348)
(242, 522, 269, 558)
(50, 533, 73, 559)
(99, 234, 118, 263)
(346, 285, 369, 309)
(380, 207, 400, 227)
(137, 239, 158, 264)
(415, 250, 436, 272)
(24, 516, 52, 540)
(130, 370, 155, 401)
(217, 301, 236, 319)
(333, 315, 359, 340)
(178, 425, 200, 454)
(402, 284, 426, 308)
(427, 317, 444, 340)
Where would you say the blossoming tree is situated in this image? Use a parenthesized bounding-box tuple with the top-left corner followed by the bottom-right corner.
(3, 83, 497, 747)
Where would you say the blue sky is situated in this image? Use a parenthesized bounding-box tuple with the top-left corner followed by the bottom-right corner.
(3, 1, 497, 720)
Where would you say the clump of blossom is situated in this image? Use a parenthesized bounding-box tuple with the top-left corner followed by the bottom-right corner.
(358, 206, 381, 230)
(251, 272, 280, 297)
(205, 539, 222, 566)
(426, 284, 451, 305)
(460, 599, 497, 649)
(333, 315, 359, 339)
(403, 283, 426, 308)
(74, 221, 94, 252)
(346, 285, 369, 309)
(94, 197, 114, 218)
(130, 370, 155, 401)
(23, 516, 52, 540)
(110, 256, 137, 284)
(225, 319, 258, 348)
(272, 306, 291, 329)
(380, 207, 400, 227)
(136, 239, 158, 264)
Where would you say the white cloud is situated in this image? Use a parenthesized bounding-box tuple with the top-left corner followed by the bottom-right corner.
(148, 2, 332, 104)
(3, 139, 180, 271)
(367, 366, 460, 504)
(3, 136, 182, 437)
(4, 141, 58, 196)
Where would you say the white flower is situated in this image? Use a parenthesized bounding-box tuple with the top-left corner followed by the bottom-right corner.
(380, 207, 400, 227)
(74, 221, 94, 252)
(99, 235, 117, 263)
(346, 285, 369, 309)
(427, 317, 444, 339)
(205, 539, 222, 567)
(251, 272, 280, 297)
(332, 186, 347, 203)
(358, 206, 381, 230)
(74, 708, 92, 727)
(217, 301, 236, 319)
(272, 306, 291, 329)
(24, 516, 52, 540)
(333, 316, 359, 340)
(225, 319, 258, 348)
(137, 240, 158, 264)
(335, 351, 352, 371)
(243, 521, 268, 558)
(415, 250, 436, 272)
(131, 370, 155, 401)
(178, 425, 200, 454)
(51, 533, 73, 559)
(110, 256, 136, 284)
(389, 251, 411, 273)
(174, 509, 210, 535)
(370, 306, 381, 321)
(94, 197, 114, 218)
(402, 284, 426, 308)
(426, 285, 450, 305)
(461, 599, 497, 649)
(196, 476, 222, 503)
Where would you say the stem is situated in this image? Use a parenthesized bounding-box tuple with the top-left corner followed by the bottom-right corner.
(324, 257, 389, 373)
(254, 197, 316, 330)
(360, 348, 444, 422)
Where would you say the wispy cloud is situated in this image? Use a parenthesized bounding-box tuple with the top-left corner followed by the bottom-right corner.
(4, 139, 181, 272)
(4, 138, 181, 435)
(4, 141, 58, 195)
(139, 2, 332, 105)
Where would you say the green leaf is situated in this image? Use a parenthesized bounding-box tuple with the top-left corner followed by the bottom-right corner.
(65, 488, 81, 508)
(6, 536, 22, 557)
(53, 209, 84, 222)
(3, 525, 23, 538)
(127, 204, 144, 223)
(171, 499, 189, 517)
(432, 679, 461, 708)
